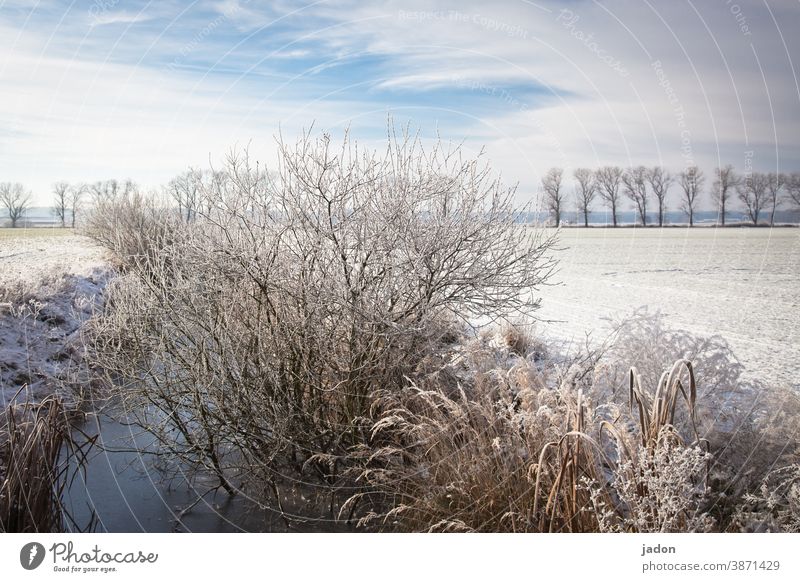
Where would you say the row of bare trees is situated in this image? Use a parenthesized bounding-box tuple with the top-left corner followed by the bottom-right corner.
(2, 167, 265, 228)
(541, 166, 800, 227)
(5, 166, 800, 229)
(52, 179, 141, 228)
(0, 179, 141, 228)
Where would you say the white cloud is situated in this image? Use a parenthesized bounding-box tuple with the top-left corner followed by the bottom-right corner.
(89, 11, 153, 27)
(1, 0, 798, 210)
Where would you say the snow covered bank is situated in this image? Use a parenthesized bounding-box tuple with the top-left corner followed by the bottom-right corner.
(0, 233, 112, 408)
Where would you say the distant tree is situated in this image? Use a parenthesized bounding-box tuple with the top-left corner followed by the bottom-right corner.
(712, 165, 739, 226)
(765, 172, 786, 226)
(622, 166, 649, 226)
(787, 172, 800, 209)
(737, 172, 770, 225)
(595, 166, 623, 227)
(202, 170, 230, 216)
(90, 179, 137, 204)
(541, 167, 564, 227)
(573, 168, 596, 227)
(0, 182, 32, 228)
(90, 180, 114, 203)
(167, 169, 203, 222)
(68, 184, 87, 228)
(52, 181, 70, 227)
(647, 166, 673, 226)
(678, 166, 705, 227)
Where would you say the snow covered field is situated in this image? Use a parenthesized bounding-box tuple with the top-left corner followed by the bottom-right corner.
(1, 227, 797, 410)
(0, 231, 111, 407)
(535, 227, 800, 389)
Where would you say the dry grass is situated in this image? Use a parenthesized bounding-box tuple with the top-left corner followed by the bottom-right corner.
(0, 227, 74, 239)
(0, 393, 94, 532)
(343, 318, 799, 533)
(343, 333, 609, 532)
(628, 359, 699, 450)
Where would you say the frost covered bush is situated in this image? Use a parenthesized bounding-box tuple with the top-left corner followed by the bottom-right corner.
(589, 439, 715, 533)
(82, 130, 799, 532)
(349, 315, 800, 533)
(734, 465, 800, 532)
(589, 316, 800, 532)
(83, 183, 178, 273)
(85, 128, 557, 511)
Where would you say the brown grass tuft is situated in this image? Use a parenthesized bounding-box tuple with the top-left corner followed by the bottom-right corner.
(0, 394, 93, 532)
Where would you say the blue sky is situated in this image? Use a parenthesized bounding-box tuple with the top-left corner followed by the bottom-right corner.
(2, 0, 799, 208)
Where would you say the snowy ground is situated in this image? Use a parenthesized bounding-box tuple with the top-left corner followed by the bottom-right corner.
(534, 227, 800, 389)
(1, 227, 797, 409)
(0, 230, 111, 407)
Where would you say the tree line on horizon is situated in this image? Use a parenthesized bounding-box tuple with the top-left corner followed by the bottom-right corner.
(2, 165, 800, 228)
(541, 165, 800, 227)
(0, 179, 138, 228)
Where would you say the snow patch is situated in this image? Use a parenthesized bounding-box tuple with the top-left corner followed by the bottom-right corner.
(0, 235, 112, 408)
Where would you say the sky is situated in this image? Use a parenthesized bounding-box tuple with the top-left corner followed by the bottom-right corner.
(1, 0, 799, 208)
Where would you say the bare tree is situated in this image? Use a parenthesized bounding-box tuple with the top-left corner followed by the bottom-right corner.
(573, 168, 596, 227)
(541, 167, 564, 227)
(712, 165, 739, 226)
(89, 180, 114, 204)
(52, 182, 70, 228)
(595, 166, 623, 227)
(737, 172, 770, 225)
(787, 172, 800, 209)
(646, 166, 673, 226)
(678, 166, 705, 227)
(90, 179, 137, 204)
(766, 172, 786, 226)
(68, 184, 86, 228)
(167, 169, 203, 222)
(622, 166, 649, 226)
(0, 182, 32, 228)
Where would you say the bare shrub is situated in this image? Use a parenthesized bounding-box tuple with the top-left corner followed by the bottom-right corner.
(85, 128, 558, 516)
(82, 184, 178, 273)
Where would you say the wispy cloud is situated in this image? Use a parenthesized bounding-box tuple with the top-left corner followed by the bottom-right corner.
(1, 0, 798, 207)
(89, 11, 153, 27)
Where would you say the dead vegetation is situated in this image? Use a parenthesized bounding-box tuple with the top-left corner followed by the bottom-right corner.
(0, 393, 94, 532)
(78, 127, 800, 532)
